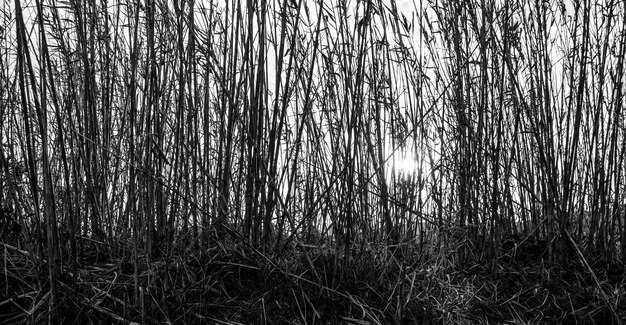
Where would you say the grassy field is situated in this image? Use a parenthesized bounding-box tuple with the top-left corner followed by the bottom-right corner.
(1, 0, 626, 323)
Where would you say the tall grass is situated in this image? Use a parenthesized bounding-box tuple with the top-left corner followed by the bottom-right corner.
(1, 0, 625, 323)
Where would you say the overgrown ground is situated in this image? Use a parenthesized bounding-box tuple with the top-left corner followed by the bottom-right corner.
(2, 0, 626, 324)
(2, 231, 624, 324)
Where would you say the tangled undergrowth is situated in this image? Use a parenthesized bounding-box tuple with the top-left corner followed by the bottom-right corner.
(1, 232, 625, 325)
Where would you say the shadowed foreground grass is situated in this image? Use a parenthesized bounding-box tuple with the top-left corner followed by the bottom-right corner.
(1, 231, 624, 324)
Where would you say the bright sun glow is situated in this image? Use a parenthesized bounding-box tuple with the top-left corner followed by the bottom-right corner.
(391, 155, 419, 175)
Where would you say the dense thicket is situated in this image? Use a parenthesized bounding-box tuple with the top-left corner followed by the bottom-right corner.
(1, 0, 625, 323)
